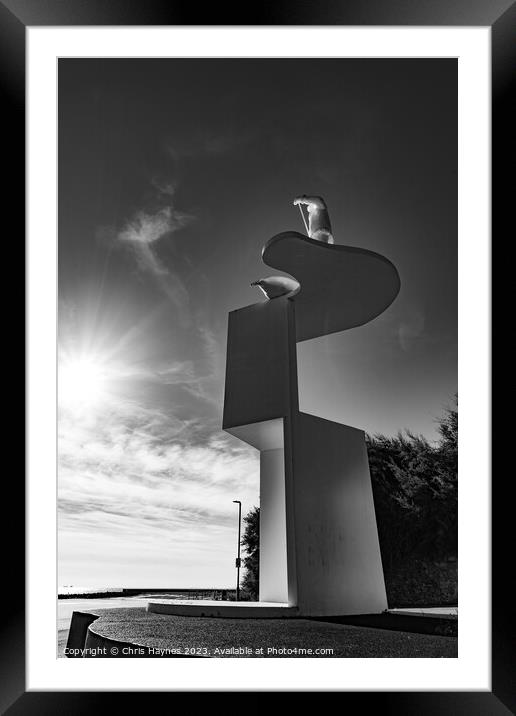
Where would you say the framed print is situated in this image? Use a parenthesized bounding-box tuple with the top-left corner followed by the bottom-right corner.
(8, 0, 512, 710)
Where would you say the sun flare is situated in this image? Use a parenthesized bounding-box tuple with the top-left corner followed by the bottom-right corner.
(59, 355, 110, 411)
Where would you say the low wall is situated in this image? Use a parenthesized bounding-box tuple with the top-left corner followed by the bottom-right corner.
(65, 611, 200, 657)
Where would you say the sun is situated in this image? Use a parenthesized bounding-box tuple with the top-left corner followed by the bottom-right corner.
(59, 354, 110, 411)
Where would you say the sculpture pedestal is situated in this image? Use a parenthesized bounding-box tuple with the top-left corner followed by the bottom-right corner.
(227, 414, 387, 617)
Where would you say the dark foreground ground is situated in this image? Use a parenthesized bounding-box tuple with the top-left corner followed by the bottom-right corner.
(70, 607, 457, 658)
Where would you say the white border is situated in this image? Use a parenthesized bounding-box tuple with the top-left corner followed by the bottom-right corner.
(27, 27, 490, 691)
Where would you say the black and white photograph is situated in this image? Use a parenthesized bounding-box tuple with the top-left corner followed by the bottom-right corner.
(57, 57, 459, 659)
(11, 4, 509, 705)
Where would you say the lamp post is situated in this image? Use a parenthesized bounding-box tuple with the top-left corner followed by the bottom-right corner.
(232, 500, 242, 601)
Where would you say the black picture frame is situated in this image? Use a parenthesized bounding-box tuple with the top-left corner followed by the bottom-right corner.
(8, 0, 511, 710)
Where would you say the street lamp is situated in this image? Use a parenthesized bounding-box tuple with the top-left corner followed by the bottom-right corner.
(232, 500, 242, 601)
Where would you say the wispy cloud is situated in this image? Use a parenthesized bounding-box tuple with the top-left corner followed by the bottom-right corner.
(117, 203, 194, 312)
(398, 308, 426, 351)
(153, 360, 197, 385)
(151, 176, 178, 197)
(95, 171, 224, 394)
(178, 323, 224, 406)
(166, 126, 256, 161)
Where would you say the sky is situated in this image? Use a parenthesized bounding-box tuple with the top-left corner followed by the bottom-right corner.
(58, 59, 457, 589)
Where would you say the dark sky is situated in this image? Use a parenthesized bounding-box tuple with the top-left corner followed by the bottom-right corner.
(58, 59, 457, 587)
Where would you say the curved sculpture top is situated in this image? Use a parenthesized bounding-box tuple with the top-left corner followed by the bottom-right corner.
(262, 231, 400, 342)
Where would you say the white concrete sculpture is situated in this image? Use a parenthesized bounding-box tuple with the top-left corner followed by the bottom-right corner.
(148, 203, 401, 619)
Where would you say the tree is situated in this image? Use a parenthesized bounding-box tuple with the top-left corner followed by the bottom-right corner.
(240, 505, 259, 600)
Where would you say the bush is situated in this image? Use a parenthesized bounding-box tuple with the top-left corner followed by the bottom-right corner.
(368, 396, 457, 571)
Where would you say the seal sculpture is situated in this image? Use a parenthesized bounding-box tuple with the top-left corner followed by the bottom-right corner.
(251, 276, 300, 300)
(293, 195, 334, 244)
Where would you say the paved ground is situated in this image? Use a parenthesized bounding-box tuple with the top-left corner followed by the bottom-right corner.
(84, 607, 457, 658)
